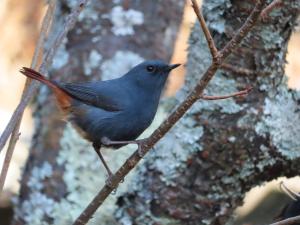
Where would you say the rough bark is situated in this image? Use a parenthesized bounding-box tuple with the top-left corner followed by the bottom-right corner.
(12, 1, 184, 224)
(115, 1, 300, 225)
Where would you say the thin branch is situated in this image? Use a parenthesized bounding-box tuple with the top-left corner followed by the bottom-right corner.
(0, 132, 20, 192)
(260, 0, 283, 22)
(0, 0, 89, 154)
(190, 0, 219, 60)
(73, 1, 267, 224)
(0, 0, 57, 193)
(200, 87, 253, 100)
(269, 215, 300, 225)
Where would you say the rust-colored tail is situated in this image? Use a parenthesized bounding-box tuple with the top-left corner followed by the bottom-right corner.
(20, 67, 71, 111)
(20, 67, 57, 89)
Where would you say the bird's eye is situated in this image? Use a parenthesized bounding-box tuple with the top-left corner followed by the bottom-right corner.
(146, 65, 155, 73)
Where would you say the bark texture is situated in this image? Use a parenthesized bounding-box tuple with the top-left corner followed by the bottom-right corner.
(115, 1, 300, 225)
(12, 1, 184, 224)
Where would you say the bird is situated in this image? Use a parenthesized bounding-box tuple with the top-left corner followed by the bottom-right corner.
(20, 60, 180, 179)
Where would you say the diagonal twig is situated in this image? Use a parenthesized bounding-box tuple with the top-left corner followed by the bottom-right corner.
(200, 87, 253, 100)
(0, 0, 89, 193)
(73, 1, 267, 224)
(260, 0, 283, 21)
(190, 0, 219, 61)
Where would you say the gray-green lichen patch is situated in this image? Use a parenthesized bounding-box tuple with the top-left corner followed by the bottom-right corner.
(66, 0, 98, 22)
(78, 5, 98, 22)
(107, 6, 144, 36)
(256, 145, 277, 171)
(83, 50, 102, 76)
(256, 85, 300, 159)
(52, 41, 69, 70)
(100, 51, 144, 80)
(203, 0, 232, 34)
(260, 28, 284, 51)
(14, 192, 56, 225)
(14, 162, 54, 224)
(237, 107, 259, 130)
(27, 162, 53, 191)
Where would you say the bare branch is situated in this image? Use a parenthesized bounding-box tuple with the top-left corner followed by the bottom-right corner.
(261, 0, 283, 22)
(73, 1, 267, 224)
(200, 87, 252, 100)
(270, 215, 300, 225)
(190, 0, 219, 60)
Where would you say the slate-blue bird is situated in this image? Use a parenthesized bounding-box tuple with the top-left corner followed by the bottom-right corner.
(20, 60, 180, 177)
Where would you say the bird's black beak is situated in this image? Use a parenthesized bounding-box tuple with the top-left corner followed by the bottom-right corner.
(168, 63, 181, 71)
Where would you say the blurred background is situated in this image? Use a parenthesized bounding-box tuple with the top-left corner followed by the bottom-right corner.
(0, 0, 299, 224)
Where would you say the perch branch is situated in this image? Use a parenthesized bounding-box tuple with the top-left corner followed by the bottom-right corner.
(200, 87, 252, 100)
(269, 216, 300, 225)
(0, 0, 89, 193)
(73, 1, 267, 224)
(190, 0, 219, 61)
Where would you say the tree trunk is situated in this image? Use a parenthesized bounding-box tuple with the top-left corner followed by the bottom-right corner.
(12, 1, 184, 224)
(115, 1, 300, 225)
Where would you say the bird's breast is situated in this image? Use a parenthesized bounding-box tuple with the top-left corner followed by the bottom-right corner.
(126, 100, 158, 129)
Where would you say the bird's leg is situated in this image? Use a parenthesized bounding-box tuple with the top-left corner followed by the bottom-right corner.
(92, 143, 113, 186)
(101, 137, 145, 157)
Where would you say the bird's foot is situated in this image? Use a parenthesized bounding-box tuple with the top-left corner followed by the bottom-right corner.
(101, 137, 137, 146)
(105, 173, 114, 188)
(137, 143, 144, 158)
(101, 137, 146, 158)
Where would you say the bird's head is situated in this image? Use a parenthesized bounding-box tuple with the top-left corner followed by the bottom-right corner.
(125, 60, 181, 91)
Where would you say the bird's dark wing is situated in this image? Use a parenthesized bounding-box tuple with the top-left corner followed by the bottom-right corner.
(57, 81, 124, 112)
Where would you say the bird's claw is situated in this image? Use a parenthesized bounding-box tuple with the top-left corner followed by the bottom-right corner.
(101, 136, 112, 145)
(137, 144, 144, 158)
